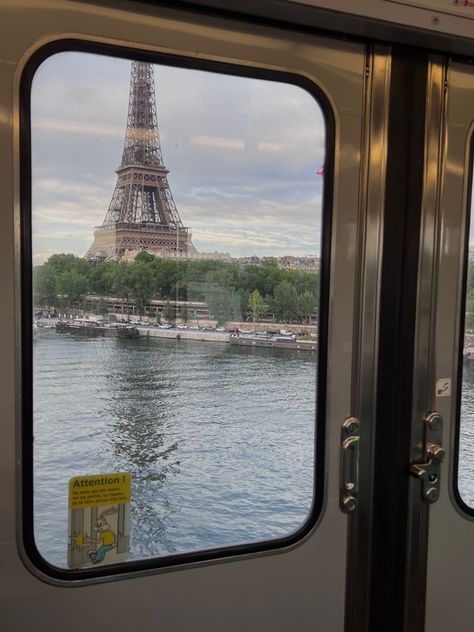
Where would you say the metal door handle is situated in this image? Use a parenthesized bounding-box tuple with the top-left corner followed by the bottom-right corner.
(409, 412, 445, 503)
(340, 417, 360, 513)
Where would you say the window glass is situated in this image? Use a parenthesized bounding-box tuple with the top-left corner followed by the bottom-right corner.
(459, 166, 474, 509)
(31, 52, 325, 568)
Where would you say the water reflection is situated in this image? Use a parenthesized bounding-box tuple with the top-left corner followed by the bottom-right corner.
(102, 338, 181, 556)
(34, 332, 317, 567)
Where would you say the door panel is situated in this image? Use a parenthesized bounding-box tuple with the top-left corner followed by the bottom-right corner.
(0, 1, 386, 630)
(420, 60, 474, 631)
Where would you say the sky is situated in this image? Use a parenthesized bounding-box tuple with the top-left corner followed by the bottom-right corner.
(30, 51, 326, 265)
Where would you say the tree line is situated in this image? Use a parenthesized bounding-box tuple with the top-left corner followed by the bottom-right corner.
(33, 252, 319, 325)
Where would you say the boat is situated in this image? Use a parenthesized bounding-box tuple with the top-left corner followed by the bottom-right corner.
(229, 333, 316, 351)
(55, 320, 139, 338)
(55, 320, 113, 336)
(116, 324, 139, 338)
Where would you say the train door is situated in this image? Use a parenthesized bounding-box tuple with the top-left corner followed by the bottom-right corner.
(0, 2, 389, 630)
(409, 57, 474, 631)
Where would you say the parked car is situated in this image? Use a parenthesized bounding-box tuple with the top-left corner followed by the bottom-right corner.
(159, 323, 174, 329)
(176, 323, 187, 329)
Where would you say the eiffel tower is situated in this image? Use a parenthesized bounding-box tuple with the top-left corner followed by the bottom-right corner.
(85, 61, 191, 260)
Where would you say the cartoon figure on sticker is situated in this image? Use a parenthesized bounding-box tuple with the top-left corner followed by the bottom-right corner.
(84, 506, 118, 564)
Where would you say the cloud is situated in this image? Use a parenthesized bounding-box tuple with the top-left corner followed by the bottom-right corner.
(31, 51, 326, 261)
(190, 135, 245, 151)
(32, 118, 124, 139)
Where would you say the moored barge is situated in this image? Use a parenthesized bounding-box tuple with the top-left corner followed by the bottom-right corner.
(55, 320, 139, 338)
(230, 334, 316, 351)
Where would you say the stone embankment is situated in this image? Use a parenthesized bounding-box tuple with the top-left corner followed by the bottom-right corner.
(137, 327, 229, 343)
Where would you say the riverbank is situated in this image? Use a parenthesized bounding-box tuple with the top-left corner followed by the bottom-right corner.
(35, 317, 318, 350)
(137, 326, 229, 343)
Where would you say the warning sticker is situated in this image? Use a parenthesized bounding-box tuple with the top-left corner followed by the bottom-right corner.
(68, 472, 131, 569)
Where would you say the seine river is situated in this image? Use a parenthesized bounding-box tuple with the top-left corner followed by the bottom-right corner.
(33, 330, 474, 568)
(33, 330, 316, 567)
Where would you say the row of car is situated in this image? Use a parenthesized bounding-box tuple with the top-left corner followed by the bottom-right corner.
(153, 323, 228, 332)
(121, 320, 318, 337)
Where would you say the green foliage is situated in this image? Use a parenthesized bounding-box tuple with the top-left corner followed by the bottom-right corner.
(162, 301, 175, 322)
(112, 263, 132, 301)
(273, 280, 299, 322)
(298, 290, 317, 324)
(134, 250, 155, 265)
(93, 297, 108, 315)
(90, 261, 117, 295)
(130, 262, 154, 315)
(56, 270, 89, 307)
(179, 305, 189, 323)
(248, 289, 267, 323)
(32, 252, 320, 324)
(33, 265, 57, 306)
(205, 284, 242, 326)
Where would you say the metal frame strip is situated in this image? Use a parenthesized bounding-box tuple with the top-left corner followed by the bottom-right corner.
(345, 44, 391, 632)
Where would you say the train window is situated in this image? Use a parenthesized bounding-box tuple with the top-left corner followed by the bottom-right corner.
(458, 147, 474, 511)
(29, 50, 326, 572)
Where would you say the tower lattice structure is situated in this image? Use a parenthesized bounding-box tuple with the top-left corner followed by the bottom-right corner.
(85, 61, 190, 261)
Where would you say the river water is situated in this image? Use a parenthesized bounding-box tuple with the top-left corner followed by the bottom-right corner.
(33, 330, 317, 567)
(33, 330, 474, 568)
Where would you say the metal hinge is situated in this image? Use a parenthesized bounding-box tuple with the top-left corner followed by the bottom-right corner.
(409, 412, 445, 504)
(340, 416, 360, 513)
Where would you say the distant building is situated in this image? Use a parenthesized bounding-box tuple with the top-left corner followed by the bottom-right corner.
(238, 254, 320, 271)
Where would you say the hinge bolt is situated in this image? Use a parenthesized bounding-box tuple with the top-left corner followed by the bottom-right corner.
(342, 495, 357, 512)
(425, 487, 439, 502)
(426, 412, 442, 431)
(343, 417, 359, 436)
(427, 443, 446, 463)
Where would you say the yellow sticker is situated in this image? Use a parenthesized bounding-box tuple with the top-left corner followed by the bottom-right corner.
(68, 472, 131, 569)
(69, 473, 131, 509)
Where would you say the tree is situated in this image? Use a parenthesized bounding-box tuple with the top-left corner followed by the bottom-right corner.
(297, 290, 317, 324)
(162, 301, 175, 322)
(130, 262, 154, 315)
(273, 280, 298, 322)
(112, 263, 132, 318)
(150, 258, 178, 299)
(134, 250, 155, 265)
(93, 297, 108, 316)
(89, 261, 117, 295)
(33, 265, 57, 307)
(205, 284, 241, 326)
(203, 268, 242, 326)
(248, 289, 267, 326)
(179, 305, 189, 323)
(56, 270, 88, 308)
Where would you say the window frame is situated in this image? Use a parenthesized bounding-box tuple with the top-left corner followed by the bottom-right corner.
(20, 38, 336, 581)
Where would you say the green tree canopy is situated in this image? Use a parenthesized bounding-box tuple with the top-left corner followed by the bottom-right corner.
(56, 270, 88, 307)
(129, 262, 155, 315)
(273, 280, 298, 322)
(248, 289, 267, 324)
(162, 301, 175, 322)
(297, 290, 317, 324)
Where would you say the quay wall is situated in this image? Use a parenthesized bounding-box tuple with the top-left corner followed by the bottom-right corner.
(137, 327, 229, 343)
